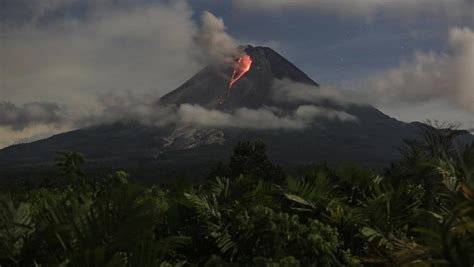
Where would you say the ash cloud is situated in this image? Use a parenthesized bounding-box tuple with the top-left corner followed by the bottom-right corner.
(0, 101, 65, 130)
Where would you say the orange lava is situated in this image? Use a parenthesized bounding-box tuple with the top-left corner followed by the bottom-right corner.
(229, 54, 252, 89)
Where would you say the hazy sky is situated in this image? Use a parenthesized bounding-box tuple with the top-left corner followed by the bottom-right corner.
(1, 0, 473, 148)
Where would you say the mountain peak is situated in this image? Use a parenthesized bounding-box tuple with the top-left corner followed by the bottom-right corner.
(244, 45, 319, 86)
(160, 45, 319, 110)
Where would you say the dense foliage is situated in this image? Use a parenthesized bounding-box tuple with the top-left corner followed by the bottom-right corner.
(1, 124, 473, 266)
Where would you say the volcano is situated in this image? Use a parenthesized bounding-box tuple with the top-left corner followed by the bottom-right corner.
(0, 45, 471, 181)
(159, 46, 318, 110)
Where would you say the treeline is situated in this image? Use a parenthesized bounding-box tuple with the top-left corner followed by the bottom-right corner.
(0, 124, 473, 266)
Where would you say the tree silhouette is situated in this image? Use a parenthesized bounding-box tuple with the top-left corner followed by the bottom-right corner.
(210, 141, 286, 183)
(55, 150, 85, 187)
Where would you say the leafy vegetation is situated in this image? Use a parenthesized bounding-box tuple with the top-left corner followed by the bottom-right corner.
(1, 125, 473, 266)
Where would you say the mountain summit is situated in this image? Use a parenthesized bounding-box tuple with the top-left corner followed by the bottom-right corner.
(160, 45, 318, 110)
(1, 46, 471, 180)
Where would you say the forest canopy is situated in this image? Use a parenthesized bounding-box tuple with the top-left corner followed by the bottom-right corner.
(1, 124, 473, 266)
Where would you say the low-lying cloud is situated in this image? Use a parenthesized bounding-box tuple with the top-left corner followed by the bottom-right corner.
(178, 104, 357, 130)
(0, 101, 65, 130)
(360, 27, 474, 113)
(0, 92, 358, 148)
(60, 91, 357, 132)
(92, 92, 357, 130)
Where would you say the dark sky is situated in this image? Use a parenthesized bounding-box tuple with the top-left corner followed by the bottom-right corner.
(189, 1, 469, 85)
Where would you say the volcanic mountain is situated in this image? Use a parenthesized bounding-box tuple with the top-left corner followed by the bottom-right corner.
(160, 45, 318, 110)
(0, 45, 471, 181)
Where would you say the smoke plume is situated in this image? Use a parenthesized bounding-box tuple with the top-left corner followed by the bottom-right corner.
(196, 11, 240, 65)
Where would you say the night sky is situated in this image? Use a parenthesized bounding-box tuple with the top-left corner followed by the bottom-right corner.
(1, 0, 473, 148)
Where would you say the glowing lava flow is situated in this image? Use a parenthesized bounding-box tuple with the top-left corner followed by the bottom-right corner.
(229, 54, 253, 89)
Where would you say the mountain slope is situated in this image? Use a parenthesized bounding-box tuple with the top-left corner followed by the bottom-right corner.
(1, 45, 471, 180)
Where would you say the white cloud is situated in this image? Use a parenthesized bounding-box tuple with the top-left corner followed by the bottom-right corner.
(177, 104, 357, 129)
(0, 95, 358, 148)
(85, 91, 178, 127)
(178, 104, 305, 129)
(64, 92, 358, 131)
(294, 105, 357, 122)
(83, 92, 358, 130)
(233, 0, 474, 19)
(360, 27, 474, 113)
